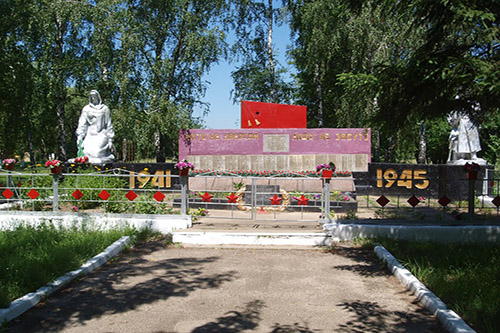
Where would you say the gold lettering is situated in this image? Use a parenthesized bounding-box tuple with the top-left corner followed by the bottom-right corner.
(414, 169, 429, 189)
(383, 168, 397, 188)
(165, 170, 171, 188)
(376, 169, 383, 188)
(129, 171, 135, 188)
(151, 170, 164, 187)
(347, 133, 352, 141)
(397, 169, 413, 189)
(137, 170, 151, 188)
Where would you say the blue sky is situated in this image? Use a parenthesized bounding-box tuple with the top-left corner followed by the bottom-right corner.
(193, 19, 295, 129)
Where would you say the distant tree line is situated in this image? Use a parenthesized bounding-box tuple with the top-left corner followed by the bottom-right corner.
(1, 0, 499, 166)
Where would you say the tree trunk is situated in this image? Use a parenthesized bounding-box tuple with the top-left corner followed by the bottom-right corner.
(54, 16, 67, 161)
(373, 129, 380, 162)
(417, 121, 427, 164)
(385, 136, 395, 162)
(267, 0, 275, 103)
(315, 63, 323, 127)
(154, 130, 166, 163)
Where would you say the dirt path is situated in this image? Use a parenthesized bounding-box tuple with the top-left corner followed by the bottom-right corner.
(7, 242, 443, 333)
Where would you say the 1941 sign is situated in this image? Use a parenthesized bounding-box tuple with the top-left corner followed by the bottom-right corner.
(111, 163, 178, 189)
(129, 169, 172, 189)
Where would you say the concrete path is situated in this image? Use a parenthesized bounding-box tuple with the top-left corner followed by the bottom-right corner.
(7, 242, 444, 333)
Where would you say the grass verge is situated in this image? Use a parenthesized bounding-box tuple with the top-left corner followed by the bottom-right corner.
(371, 238, 500, 333)
(0, 222, 158, 308)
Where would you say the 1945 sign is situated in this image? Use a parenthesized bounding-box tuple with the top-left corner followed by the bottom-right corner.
(376, 168, 429, 190)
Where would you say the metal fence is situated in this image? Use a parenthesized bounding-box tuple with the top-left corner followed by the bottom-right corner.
(0, 168, 498, 222)
(0, 169, 187, 215)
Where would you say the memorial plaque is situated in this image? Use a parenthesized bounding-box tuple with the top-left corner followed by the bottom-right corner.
(263, 134, 290, 153)
(179, 128, 371, 172)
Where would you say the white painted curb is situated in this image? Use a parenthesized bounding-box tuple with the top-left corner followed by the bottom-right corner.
(172, 231, 333, 246)
(374, 245, 475, 333)
(0, 236, 131, 324)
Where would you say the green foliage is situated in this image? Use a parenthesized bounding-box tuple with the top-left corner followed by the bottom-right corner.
(379, 239, 500, 333)
(425, 117, 452, 164)
(0, 222, 155, 308)
(2, 0, 499, 166)
(230, 0, 292, 104)
(341, 210, 358, 220)
(287, 0, 500, 163)
(60, 170, 128, 210)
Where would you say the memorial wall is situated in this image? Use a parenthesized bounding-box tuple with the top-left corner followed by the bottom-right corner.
(179, 128, 371, 172)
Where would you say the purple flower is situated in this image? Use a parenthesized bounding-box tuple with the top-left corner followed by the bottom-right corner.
(175, 159, 195, 170)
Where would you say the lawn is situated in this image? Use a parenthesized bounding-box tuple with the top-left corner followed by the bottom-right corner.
(375, 239, 500, 333)
(0, 222, 155, 308)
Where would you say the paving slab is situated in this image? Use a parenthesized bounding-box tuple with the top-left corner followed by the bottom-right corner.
(6, 242, 444, 333)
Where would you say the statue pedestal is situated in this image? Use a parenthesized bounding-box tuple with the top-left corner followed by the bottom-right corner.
(447, 158, 487, 166)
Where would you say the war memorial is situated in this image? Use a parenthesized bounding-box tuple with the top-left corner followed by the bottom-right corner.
(59, 91, 496, 216)
(0, 92, 498, 333)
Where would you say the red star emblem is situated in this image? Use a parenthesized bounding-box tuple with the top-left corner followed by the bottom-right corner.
(201, 192, 213, 202)
(226, 193, 238, 203)
(270, 194, 282, 205)
(297, 195, 309, 206)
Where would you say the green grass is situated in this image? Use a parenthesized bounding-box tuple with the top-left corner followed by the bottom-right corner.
(0, 222, 157, 308)
(375, 239, 500, 333)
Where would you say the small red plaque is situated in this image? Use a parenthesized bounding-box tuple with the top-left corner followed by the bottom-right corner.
(153, 191, 165, 202)
(72, 189, 84, 200)
(376, 195, 390, 207)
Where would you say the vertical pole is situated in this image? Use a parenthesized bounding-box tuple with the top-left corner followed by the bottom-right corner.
(325, 178, 331, 222)
(251, 178, 256, 220)
(53, 174, 59, 212)
(180, 175, 188, 215)
(468, 177, 475, 221)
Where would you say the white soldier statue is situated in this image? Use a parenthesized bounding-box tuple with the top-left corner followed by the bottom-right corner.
(447, 111, 486, 165)
(75, 90, 115, 163)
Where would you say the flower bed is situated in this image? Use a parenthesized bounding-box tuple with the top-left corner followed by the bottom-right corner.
(189, 169, 352, 178)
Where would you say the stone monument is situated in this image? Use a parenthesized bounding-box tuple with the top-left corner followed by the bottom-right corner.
(447, 111, 486, 165)
(74, 90, 115, 163)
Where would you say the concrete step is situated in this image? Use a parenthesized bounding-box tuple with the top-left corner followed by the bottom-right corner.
(172, 230, 333, 247)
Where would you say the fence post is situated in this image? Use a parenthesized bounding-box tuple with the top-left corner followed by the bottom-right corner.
(323, 178, 331, 222)
(180, 175, 188, 215)
(468, 177, 475, 221)
(52, 174, 59, 212)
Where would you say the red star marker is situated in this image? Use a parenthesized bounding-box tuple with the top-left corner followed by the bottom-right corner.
(270, 194, 282, 205)
(297, 195, 309, 206)
(226, 193, 238, 203)
(201, 192, 213, 202)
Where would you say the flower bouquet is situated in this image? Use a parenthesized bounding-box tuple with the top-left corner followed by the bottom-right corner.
(75, 156, 89, 164)
(2, 158, 16, 171)
(462, 162, 480, 179)
(45, 159, 62, 174)
(316, 162, 336, 178)
(175, 159, 195, 176)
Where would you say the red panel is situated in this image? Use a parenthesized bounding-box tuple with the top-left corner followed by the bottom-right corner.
(241, 101, 307, 129)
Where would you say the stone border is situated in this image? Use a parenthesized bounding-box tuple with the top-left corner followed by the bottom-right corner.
(374, 245, 475, 333)
(324, 223, 500, 244)
(0, 236, 130, 324)
(0, 211, 192, 234)
(172, 231, 333, 247)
